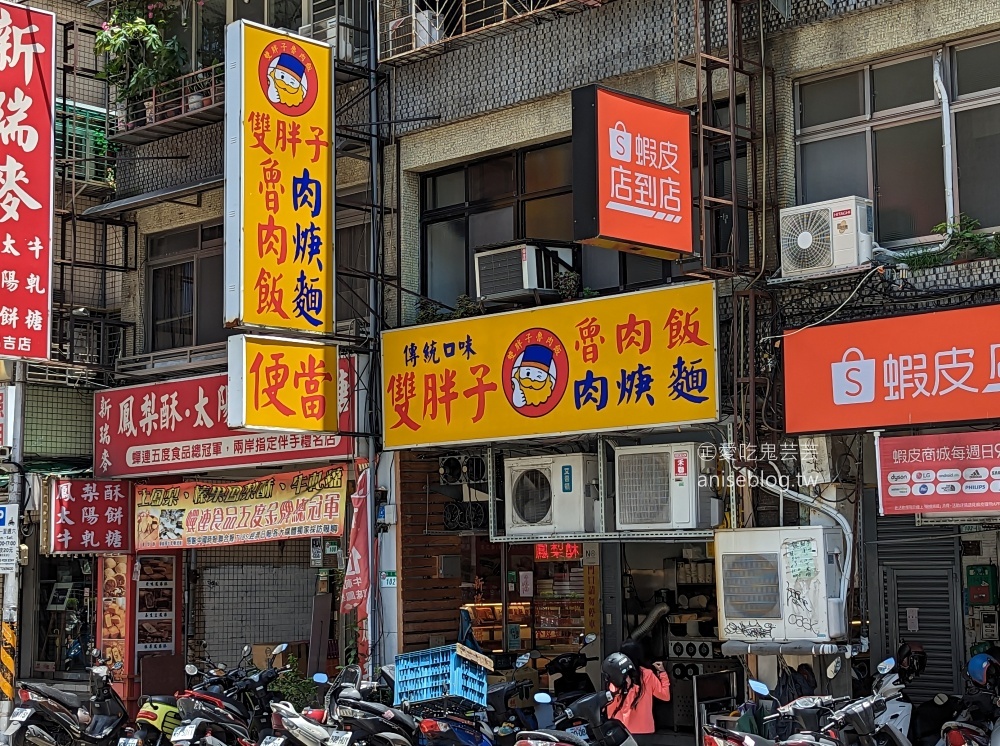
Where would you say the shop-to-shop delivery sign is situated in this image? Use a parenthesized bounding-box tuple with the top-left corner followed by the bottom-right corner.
(0, 1, 55, 362)
(224, 21, 336, 334)
(228, 335, 341, 432)
(785, 304, 1000, 433)
(573, 85, 694, 258)
(0, 505, 18, 573)
(48, 480, 132, 554)
(94, 364, 353, 478)
(381, 282, 718, 448)
(135, 464, 345, 550)
(877, 431, 1000, 515)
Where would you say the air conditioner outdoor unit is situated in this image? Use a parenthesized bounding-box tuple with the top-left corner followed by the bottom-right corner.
(475, 244, 574, 303)
(716, 526, 846, 643)
(614, 444, 719, 531)
(780, 196, 873, 280)
(298, 19, 354, 62)
(414, 10, 442, 48)
(504, 454, 598, 537)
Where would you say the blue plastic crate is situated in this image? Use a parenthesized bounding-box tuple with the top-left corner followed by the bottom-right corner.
(393, 644, 491, 706)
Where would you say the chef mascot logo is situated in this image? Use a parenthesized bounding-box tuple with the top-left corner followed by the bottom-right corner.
(257, 41, 320, 117)
(502, 329, 569, 419)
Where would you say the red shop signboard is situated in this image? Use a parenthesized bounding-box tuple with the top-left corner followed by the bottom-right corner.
(0, 1, 55, 361)
(93, 361, 354, 478)
(48, 479, 133, 553)
(877, 431, 1000, 515)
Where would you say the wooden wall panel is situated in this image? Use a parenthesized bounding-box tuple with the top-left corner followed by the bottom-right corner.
(398, 451, 464, 651)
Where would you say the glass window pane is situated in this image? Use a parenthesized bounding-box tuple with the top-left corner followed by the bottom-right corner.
(956, 104, 1000, 229)
(336, 223, 370, 320)
(956, 41, 1000, 97)
(524, 143, 572, 192)
(426, 218, 466, 305)
(799, 133, 868, 204)
(236, 0, 264, 24)
(874, 118, 945, 242)
(197, 254, 228, 345)
(625, 253, 665, 287)
(469, 156, 515, 202)
(469, 206, 514, 249)
(524, 194, 573, 241)
(425, 170, 465, 210)
(872, 57, 933, 111)
(198, 0, 226, 67)
(151, 262, 194, 351)
(269, 0, 302, 31)
(800, 72, 865, 129)
(149, 228, 198, 259)
(582, 246, 619, 291)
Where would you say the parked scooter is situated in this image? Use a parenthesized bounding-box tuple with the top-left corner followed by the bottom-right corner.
(123, 650, 240, 746)
(517, 690, 638, 746)
(487, 652, 539, 743)
(170, 643, 291, 746)
(544, 635, 598, 705)
(712, 678, 908, 746)
(7, 650, 129, 746)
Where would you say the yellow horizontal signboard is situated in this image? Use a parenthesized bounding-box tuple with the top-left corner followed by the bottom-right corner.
(228, 335, 340, 433)
(381, 282, 718, 448)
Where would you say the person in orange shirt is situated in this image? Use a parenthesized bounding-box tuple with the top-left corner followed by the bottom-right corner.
(606, 641, 671, 745)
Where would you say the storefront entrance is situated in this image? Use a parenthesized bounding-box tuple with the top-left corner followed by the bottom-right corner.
(35, 555, 99, 680)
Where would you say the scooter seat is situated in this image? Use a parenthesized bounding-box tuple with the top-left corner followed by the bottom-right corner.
(149, 695, 178, 706)
(25, 683, 82, 711)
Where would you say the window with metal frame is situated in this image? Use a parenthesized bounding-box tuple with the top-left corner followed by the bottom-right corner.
(419, 140, 671, 308)
(795, 39, 1000, 247)
(147, 222, 231, 352)
(336, 193, 371, 324)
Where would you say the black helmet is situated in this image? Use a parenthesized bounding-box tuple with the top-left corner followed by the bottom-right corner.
(602, 652, 637, 691)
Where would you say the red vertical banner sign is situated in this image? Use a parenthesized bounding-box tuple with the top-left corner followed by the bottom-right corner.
(340, 462, 370, 666)
(0, 1, 55, 361)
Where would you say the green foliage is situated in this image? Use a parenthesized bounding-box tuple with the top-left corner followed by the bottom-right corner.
(450, 294, 484, 319)
(581, 287, 600, 299)
(96, 5, 188, 106)
(269, 657, 318, 711)
(553, 271, 580, 301)
(908, 214, 1000, 270)
(415, 297, 448, 325)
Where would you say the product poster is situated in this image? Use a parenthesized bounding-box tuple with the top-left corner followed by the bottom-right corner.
(135, 464, 346, 550)
(135, 556, 175, 655)
(98, 554, 130, 678)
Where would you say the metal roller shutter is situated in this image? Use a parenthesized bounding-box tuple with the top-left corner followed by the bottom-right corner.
(866, 500, 962, 703)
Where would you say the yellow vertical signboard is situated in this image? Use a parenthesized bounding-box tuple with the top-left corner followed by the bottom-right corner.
(224, 21, 336, 334)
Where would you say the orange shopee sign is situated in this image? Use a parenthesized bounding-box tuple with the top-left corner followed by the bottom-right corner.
(573, 86, 694, 258)
(783, 304, 1000, 434)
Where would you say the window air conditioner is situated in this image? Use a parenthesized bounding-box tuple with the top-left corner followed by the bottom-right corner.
(716, 526, 846, 643)
(474, 244, 574, 303)
(779, 196, 873, 280)
(504, 454, 598, 537)
(614, 444, 719, 531)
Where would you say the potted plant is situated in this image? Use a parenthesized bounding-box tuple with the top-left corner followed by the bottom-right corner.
(96, 5, 188, 128)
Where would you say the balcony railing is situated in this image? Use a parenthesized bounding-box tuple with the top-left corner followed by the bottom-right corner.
(52, 312, 133, 370)
(379, 0, 610, 62)
(117, 342, 228, 378)
(110, 63, 225, 146)
(298, 0, 372, 78)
